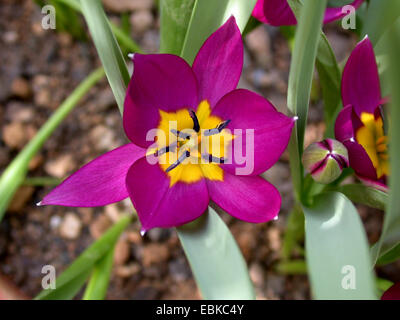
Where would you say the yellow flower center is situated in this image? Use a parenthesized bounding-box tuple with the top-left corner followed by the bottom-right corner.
(356, 112, 389, 178)
(148, 100, 234, 187)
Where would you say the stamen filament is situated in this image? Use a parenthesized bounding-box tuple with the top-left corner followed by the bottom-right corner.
(165, 150, 190, 173)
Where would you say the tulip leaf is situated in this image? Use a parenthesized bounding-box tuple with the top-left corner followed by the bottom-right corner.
(83, 246, 115, 300)
(336, 184, 388, 211)
(361, 0, 400, 46)
(180, 0, 257, 64)
(370, 23, 400, 264)
(35, 215, 131, 300)
(53, 0, 142, 53)
(177, 208, 255, 299)
(159, 0, 195, 55)
(0, 68, 104, 223)
(303, 192, 377, 299)
(286, 0, 327, 201)
(81, 0, 130, 114)
(316, 33, 342, 138)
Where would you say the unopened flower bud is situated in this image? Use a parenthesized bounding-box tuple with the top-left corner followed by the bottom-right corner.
(302, 139, 349, 184)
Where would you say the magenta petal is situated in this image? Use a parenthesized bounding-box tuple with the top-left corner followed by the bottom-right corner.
(342, 37, 382, 116)
(124, 53, 199, 148)
(382, 283, 400, 300)
(126, 158, 209, 231)
(41, 144, 145, 207)
(212, 89, 294, 175)
(335, 105, 354, 142)
(252, 0, 297, 26)
(192, 16, 243, 108)
(207, 173, 281, 223)
(357, 176, 388, 193)
(344, 140, 377, 181)
(324, 0, 364, 23)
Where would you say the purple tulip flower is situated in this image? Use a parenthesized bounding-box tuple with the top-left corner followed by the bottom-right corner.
(40, 17, 295, 232)
(334, 37, 389, 192)
(252, 0, 364, 26)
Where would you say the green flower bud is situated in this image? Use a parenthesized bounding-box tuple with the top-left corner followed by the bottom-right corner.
(302, 139, 349, 184)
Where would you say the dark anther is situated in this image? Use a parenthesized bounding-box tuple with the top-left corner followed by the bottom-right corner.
(203, 120, 231, 136)
(202, 154, 226, 164)
(170, 129, 190, 140)
(165, 150, 191, 173)
(189, 109, 200, 132)
(154, 141, 177, 157)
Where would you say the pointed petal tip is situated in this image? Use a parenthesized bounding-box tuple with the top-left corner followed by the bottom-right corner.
(128, 53, 134, 60)
(273, 215, 279, 221)
(293, 116, 299, 122)
(36, 201, 43, 207)
(140, 229, 147, 237)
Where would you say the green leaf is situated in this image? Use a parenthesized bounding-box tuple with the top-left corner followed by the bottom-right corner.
(35, 215, 132, 300)
(0, 67, 104, 222)
(83, 246, 115, 300)
(281, 204, 305, 260)
(316, 33, 342, 138)
(371, 21, 400, 264)
(159, 0, 195, 55)
(336, 184, 388, 211)
(361, 0, 400, 46)
(177, 208, 255, 299)
(376, 243, 400, 266)
(180, 0, 257, 64)
(276, 260, 307, 275)
(303, 192, 377, 299)
(80, 0, 130, 114)
(54, 0, 142, 53)
(286, 0, 327, 201)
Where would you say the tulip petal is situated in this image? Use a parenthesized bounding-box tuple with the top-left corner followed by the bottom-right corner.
(324, 0, 364, 24)
(342, 37, 381, 116)
(207, 173, 281, 223)
(124, 53, 199, 148)
(381, 282, 400, 300)
(252, 0, 297, 26)
(212, 89, 294, 175)
(335, 105, 354, 142)
(253, 0, 364, 26)
(192, 16, 243, 108)
(41, 144, 145, 207)
(357, 176, 388, 193)
(344, 140, 377, 181)
(126, 158, 209, 231)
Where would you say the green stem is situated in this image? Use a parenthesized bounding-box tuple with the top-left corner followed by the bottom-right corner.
(23, 177, 62, 186)
(276, 260, 307, 275)
(0, 67, 105, 222)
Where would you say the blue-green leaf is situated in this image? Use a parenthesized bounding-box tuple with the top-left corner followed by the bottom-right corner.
(81, 0, 130, 113)
(286, 0, 327, 201)
(180, 0, 257, 64)
(336, 184, 388, 211)
(303, 192, 377, 299)
(177, 208, 255, 299)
